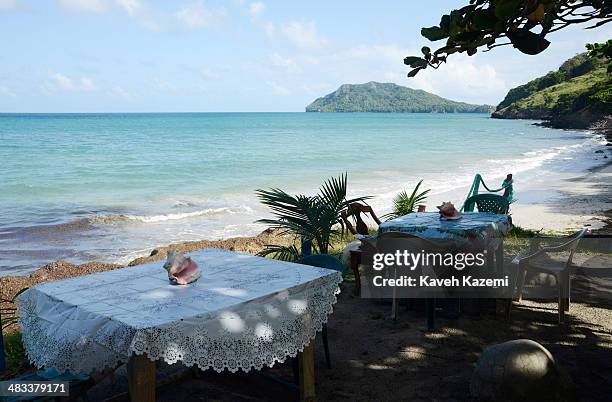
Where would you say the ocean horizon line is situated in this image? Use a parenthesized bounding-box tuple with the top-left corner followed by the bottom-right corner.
(0, 111, 498, 115)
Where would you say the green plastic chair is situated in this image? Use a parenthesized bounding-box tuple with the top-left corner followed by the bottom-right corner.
(297, 253, 344, 369)
(463, 194, 510, 214)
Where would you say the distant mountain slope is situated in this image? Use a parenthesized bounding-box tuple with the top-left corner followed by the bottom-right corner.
(305, 82, 493, 113)
(492, 52, 611, 129)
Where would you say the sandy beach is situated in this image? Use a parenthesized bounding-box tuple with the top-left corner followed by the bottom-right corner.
(510, 160, 612, 233)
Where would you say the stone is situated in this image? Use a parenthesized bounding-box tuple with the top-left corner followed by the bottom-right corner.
(470, 339, 569, 401)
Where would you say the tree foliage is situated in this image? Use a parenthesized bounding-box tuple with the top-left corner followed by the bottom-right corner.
(255, 174, 370, 261)
(492, 49, 610, 127)
(306, 82, 493, 113)
(495, 51, 604, 109)
(405, 0, 611, 76)
(382, 180, 431, 220)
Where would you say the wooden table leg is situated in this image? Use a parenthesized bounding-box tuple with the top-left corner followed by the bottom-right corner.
(350, 250, 361, 295)
(298, 341, 316, 402)
(127, 354, 156, 402)
(495, 240, 504, 275)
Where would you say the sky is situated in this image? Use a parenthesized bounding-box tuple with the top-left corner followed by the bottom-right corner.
(0, 0, 609, 112)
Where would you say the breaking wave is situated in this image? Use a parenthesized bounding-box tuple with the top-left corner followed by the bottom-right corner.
(89, 206, 254, 224)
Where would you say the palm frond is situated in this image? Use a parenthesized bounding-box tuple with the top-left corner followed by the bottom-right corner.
(2, 316, 19, 330)
(383, 180, 431, 220)
(255, 174, 371, 257)
(11, 287, 29, 301)
(257, 244, 301, 262)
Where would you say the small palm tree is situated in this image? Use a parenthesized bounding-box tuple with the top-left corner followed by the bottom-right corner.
(383, 180, 430, 220)
(1, 288, 27, 332)
(256, 173, 370, 261)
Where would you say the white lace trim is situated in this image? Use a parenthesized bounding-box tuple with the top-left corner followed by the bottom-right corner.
(17, 273, 341, 374)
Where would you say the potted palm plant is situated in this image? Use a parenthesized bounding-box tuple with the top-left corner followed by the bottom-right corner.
(383, 180, 430, 220)
(255, 174, 370, 261)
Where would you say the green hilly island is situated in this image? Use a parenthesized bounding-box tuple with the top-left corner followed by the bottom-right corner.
(492, 52, 611, 129)
(305, 82, 493, 113)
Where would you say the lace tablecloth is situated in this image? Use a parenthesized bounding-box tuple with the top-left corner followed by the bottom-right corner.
(16, 249, 342, 374)
(378, 212, 511, 249)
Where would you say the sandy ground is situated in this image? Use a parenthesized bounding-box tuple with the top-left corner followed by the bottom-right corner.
(510, 161, 612, 233)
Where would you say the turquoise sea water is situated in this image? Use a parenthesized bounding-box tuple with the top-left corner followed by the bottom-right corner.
(0, 113, 606, 275)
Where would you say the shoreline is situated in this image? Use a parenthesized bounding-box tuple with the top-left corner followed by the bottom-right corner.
(2, 160, 610, 301)
(1, 134, 610, 288)
(509, 159, 612, 233)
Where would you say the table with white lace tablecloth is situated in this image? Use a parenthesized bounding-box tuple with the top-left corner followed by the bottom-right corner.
(16, 249, 342, 401)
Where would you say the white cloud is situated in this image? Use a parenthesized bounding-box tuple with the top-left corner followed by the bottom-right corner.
(262, 21, 275, 37)
(57, 0, 159, 30)
(116, 0, 160, 31)
(0, 85, 16, 97)
(244, 1, 274, 37)
(270, 53, 301, 73)
(302, 82, 332, 95)
(282, 21, 328, 49)
(268, 81, 289, 96)
(80, 77, 96, 91)
(248, 1, 264, 19)
(201, 68, 219, 80)
(115, 0, 141, 16)
(49, 72, 75, 90)
(46, 72, 97, 92)
(329, 44, 507, 105)
(175, 2, 226, 30)
(111, 85, 130, 98)
(0, 0, 19, 11)
(151, 78, 176, 92)
(57, 0, 108, 13)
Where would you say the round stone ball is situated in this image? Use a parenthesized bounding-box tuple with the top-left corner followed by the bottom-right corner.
(470, 339, 563, 401)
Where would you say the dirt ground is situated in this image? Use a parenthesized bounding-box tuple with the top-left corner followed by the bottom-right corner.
(81, 257, 612, 402)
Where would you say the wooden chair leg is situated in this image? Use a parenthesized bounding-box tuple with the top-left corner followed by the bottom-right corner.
(564, 272, 571, 312)
(558, 274, 565, 324)
(350, 250, 361, 295)
(516, 266, 527, 302)
(391, 285, 398, 321)
(495, 241, 504, 275)
(322, 324, 331, 369)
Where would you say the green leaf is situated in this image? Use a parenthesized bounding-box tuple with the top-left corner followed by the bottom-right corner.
(403, 57, 427, 68)
(382, 180, 430, 220)
(494, 0, 522, 19)
(11, 287, 29, 302)
(439, 14, 451, 30)
(407, 67, 422, 77)
(507, 29, 550, 55)
(421, 46, 431, 55)
(421, 26, 449, 41)
(472, 8, 498, 30)
(256, 174, 370, 256)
